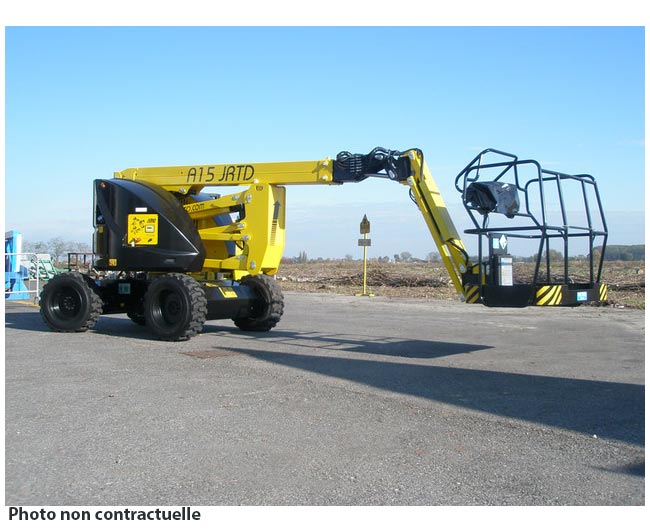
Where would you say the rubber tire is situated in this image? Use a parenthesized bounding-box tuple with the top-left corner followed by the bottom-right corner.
(144, 273, 207, 341)
(40, 272, 103, 332)
(127, 311, 146, 326)
(233, 274, 284, 332)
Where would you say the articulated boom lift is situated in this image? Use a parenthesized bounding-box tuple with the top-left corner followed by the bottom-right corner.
(39, 147, 608, 341)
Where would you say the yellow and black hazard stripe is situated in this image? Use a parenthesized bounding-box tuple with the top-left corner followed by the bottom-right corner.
(464, 284, 480, 304)
(599, 283, 608, 302)
(535, 285, 563, 306)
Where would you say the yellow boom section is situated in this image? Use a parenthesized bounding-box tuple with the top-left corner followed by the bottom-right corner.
(115, 159, 335, 194)
(114, 149, 471, 293)
(115, 158, 337, 279)
(401, 150, 470, 298)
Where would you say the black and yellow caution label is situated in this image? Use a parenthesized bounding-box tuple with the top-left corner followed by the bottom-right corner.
(535, 285, 563, 306)
(464, 284, 480, 304)
(599, 284, 608, 301)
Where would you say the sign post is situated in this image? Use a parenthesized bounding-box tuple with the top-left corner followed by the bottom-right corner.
(356, 214, 374, 297)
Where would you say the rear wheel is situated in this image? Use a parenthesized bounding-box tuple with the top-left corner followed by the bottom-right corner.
(144, 273, 207, 341)
(40, 272, 103, 332)
(234, 274, 284, 332)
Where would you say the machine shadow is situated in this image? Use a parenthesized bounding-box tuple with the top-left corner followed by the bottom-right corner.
(4, 309, 44, 331)
(207, 326, 493, 359)
(227, 347, 644, 447)
(3, 310, 148, 339)
(4, 309, 233, 340)
(7, 309, 644, 448)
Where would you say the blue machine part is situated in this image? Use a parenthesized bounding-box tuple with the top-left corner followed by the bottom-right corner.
(5, 230, 30, 299)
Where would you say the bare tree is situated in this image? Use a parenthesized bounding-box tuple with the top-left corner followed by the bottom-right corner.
(22, 237, 91, 264)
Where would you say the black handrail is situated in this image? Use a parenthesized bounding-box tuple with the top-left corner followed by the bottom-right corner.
(455, 150, 608, 293)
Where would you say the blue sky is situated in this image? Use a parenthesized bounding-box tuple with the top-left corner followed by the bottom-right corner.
(4, 26, 645, 259)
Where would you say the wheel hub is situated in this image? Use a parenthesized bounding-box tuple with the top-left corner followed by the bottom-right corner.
(56, 288, 82, 317)
(161, 292, 183, 324)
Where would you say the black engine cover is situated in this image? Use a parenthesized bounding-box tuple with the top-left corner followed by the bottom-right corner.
(93, 179, 206, 272)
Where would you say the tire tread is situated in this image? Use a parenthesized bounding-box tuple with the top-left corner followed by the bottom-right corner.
(40, 272, 103, 332)
(145, 273, 207, 341)
(234, 274, 284, 332)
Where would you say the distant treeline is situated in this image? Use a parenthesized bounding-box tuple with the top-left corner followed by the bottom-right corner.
(599, 245, 645, 261)
(284, 245, 645, 264)
(21, 238, 644, 265)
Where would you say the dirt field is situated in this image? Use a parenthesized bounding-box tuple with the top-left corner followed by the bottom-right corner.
(277, 259, 645, 309)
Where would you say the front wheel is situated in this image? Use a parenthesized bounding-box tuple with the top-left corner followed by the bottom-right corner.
(40, 272, 103, 332)
(144, 273, 207, 341)
(234, 274, 284, 332)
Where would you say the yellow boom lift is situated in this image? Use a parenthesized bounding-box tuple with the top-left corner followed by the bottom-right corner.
(39, 147, 608, 340)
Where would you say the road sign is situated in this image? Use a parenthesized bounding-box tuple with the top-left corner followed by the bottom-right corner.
(360, 214, 370, 234)
(356, 215, 373, 296)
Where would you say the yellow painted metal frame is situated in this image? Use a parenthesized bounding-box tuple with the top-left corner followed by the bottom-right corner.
(115, 158, 336, 280)
(401, 150, 472, 299)
(114, 151, 472, 292)
(115, 160, 335, 194)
